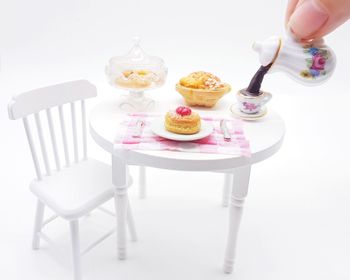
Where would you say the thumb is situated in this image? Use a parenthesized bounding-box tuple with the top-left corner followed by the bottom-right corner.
(287, 0, 350, 40)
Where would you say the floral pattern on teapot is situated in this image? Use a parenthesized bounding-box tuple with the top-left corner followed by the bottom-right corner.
(300, 45, 329, 79)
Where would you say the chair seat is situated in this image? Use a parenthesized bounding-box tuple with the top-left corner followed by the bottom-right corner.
(30, 158, 131, 220)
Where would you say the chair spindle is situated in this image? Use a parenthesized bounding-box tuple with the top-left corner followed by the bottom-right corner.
(34, 112, 51, 176)
(70, 102, 79, 163)
(46, 108, 61, 171)
(81, 100, 87, 160)
(58, 105, 70, 167)
(23, 117, 42, 180)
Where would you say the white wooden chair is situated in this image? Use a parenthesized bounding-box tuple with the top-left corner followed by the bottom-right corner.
(8, 80, 137, 280)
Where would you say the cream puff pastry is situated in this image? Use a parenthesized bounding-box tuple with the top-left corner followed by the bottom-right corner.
(165, 106, 201, 135)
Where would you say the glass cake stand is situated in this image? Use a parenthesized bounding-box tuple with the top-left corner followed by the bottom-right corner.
(105, 37, 167, 112)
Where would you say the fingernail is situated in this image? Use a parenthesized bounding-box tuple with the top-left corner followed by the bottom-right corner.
(288, 0, 329, 38)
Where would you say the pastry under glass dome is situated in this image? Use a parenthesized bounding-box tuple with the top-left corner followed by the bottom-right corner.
(105, 37, 167, 112)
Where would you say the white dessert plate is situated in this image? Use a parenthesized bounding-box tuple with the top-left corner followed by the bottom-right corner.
(150, 118, 214, 141)
(230, 103, 267, 121)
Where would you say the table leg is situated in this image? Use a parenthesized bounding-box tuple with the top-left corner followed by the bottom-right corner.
(127, 197, 138, 242)
(139, 166, 146, 199)
(112, 154, 128, 260)
(222, 173, 233, 207)
(223, 165, 251, 273)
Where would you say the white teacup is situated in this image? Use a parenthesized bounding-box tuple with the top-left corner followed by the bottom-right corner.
(237, 89, 272, 114)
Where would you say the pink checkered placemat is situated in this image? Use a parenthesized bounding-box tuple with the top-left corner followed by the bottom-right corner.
(114, 113, 251, 157)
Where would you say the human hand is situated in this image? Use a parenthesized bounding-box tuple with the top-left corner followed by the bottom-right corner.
(286, 0, 350, 40)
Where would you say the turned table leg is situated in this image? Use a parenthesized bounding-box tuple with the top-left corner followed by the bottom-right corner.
(223, 165, 251, 273)
(112, 154, 128, 260)
(222, 173, 233, 207)
(139, 166, 146, 199)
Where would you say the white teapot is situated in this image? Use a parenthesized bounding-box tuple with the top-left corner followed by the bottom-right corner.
(252, 35, 336, 86)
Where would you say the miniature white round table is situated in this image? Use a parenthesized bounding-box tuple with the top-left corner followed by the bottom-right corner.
(89, 98, 285, 273)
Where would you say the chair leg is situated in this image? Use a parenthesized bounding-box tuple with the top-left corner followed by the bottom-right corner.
(223, 166, 251, 274)
(70, 220, 82, 280)
(127, 198, 138, 242)
(32, 200, 45, 250)
(222, 173, 233, 207)
(139, 166, 146, 199)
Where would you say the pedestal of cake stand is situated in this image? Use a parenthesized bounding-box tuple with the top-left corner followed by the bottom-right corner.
(117, 90, 155, 112)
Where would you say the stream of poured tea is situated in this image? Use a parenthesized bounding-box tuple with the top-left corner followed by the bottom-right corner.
(246, 63, 272, 96)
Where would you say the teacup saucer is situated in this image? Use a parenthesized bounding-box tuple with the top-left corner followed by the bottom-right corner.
(230, 103, 267, 121)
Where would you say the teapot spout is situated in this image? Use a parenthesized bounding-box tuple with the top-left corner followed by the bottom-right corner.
(252, 41, 263, 53)
(252, 36, 281, 66)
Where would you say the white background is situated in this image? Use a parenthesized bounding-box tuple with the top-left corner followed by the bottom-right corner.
(1, 0, 350, 279)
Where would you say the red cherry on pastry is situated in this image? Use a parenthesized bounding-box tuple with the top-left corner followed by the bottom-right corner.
(176, 106, 192, 116)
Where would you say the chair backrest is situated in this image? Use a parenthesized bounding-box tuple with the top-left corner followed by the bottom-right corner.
(8, 80, 97, 180)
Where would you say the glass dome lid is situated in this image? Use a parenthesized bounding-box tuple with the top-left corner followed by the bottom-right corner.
(105, 37, 168, 112)
(109, 37, 165, 68)
(106, 37, 167, 92)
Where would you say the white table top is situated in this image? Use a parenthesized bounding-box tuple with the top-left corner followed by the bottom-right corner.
(89, 98, 285, 171)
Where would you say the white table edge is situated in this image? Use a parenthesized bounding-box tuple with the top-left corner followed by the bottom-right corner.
(89, 122, 285, 172)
